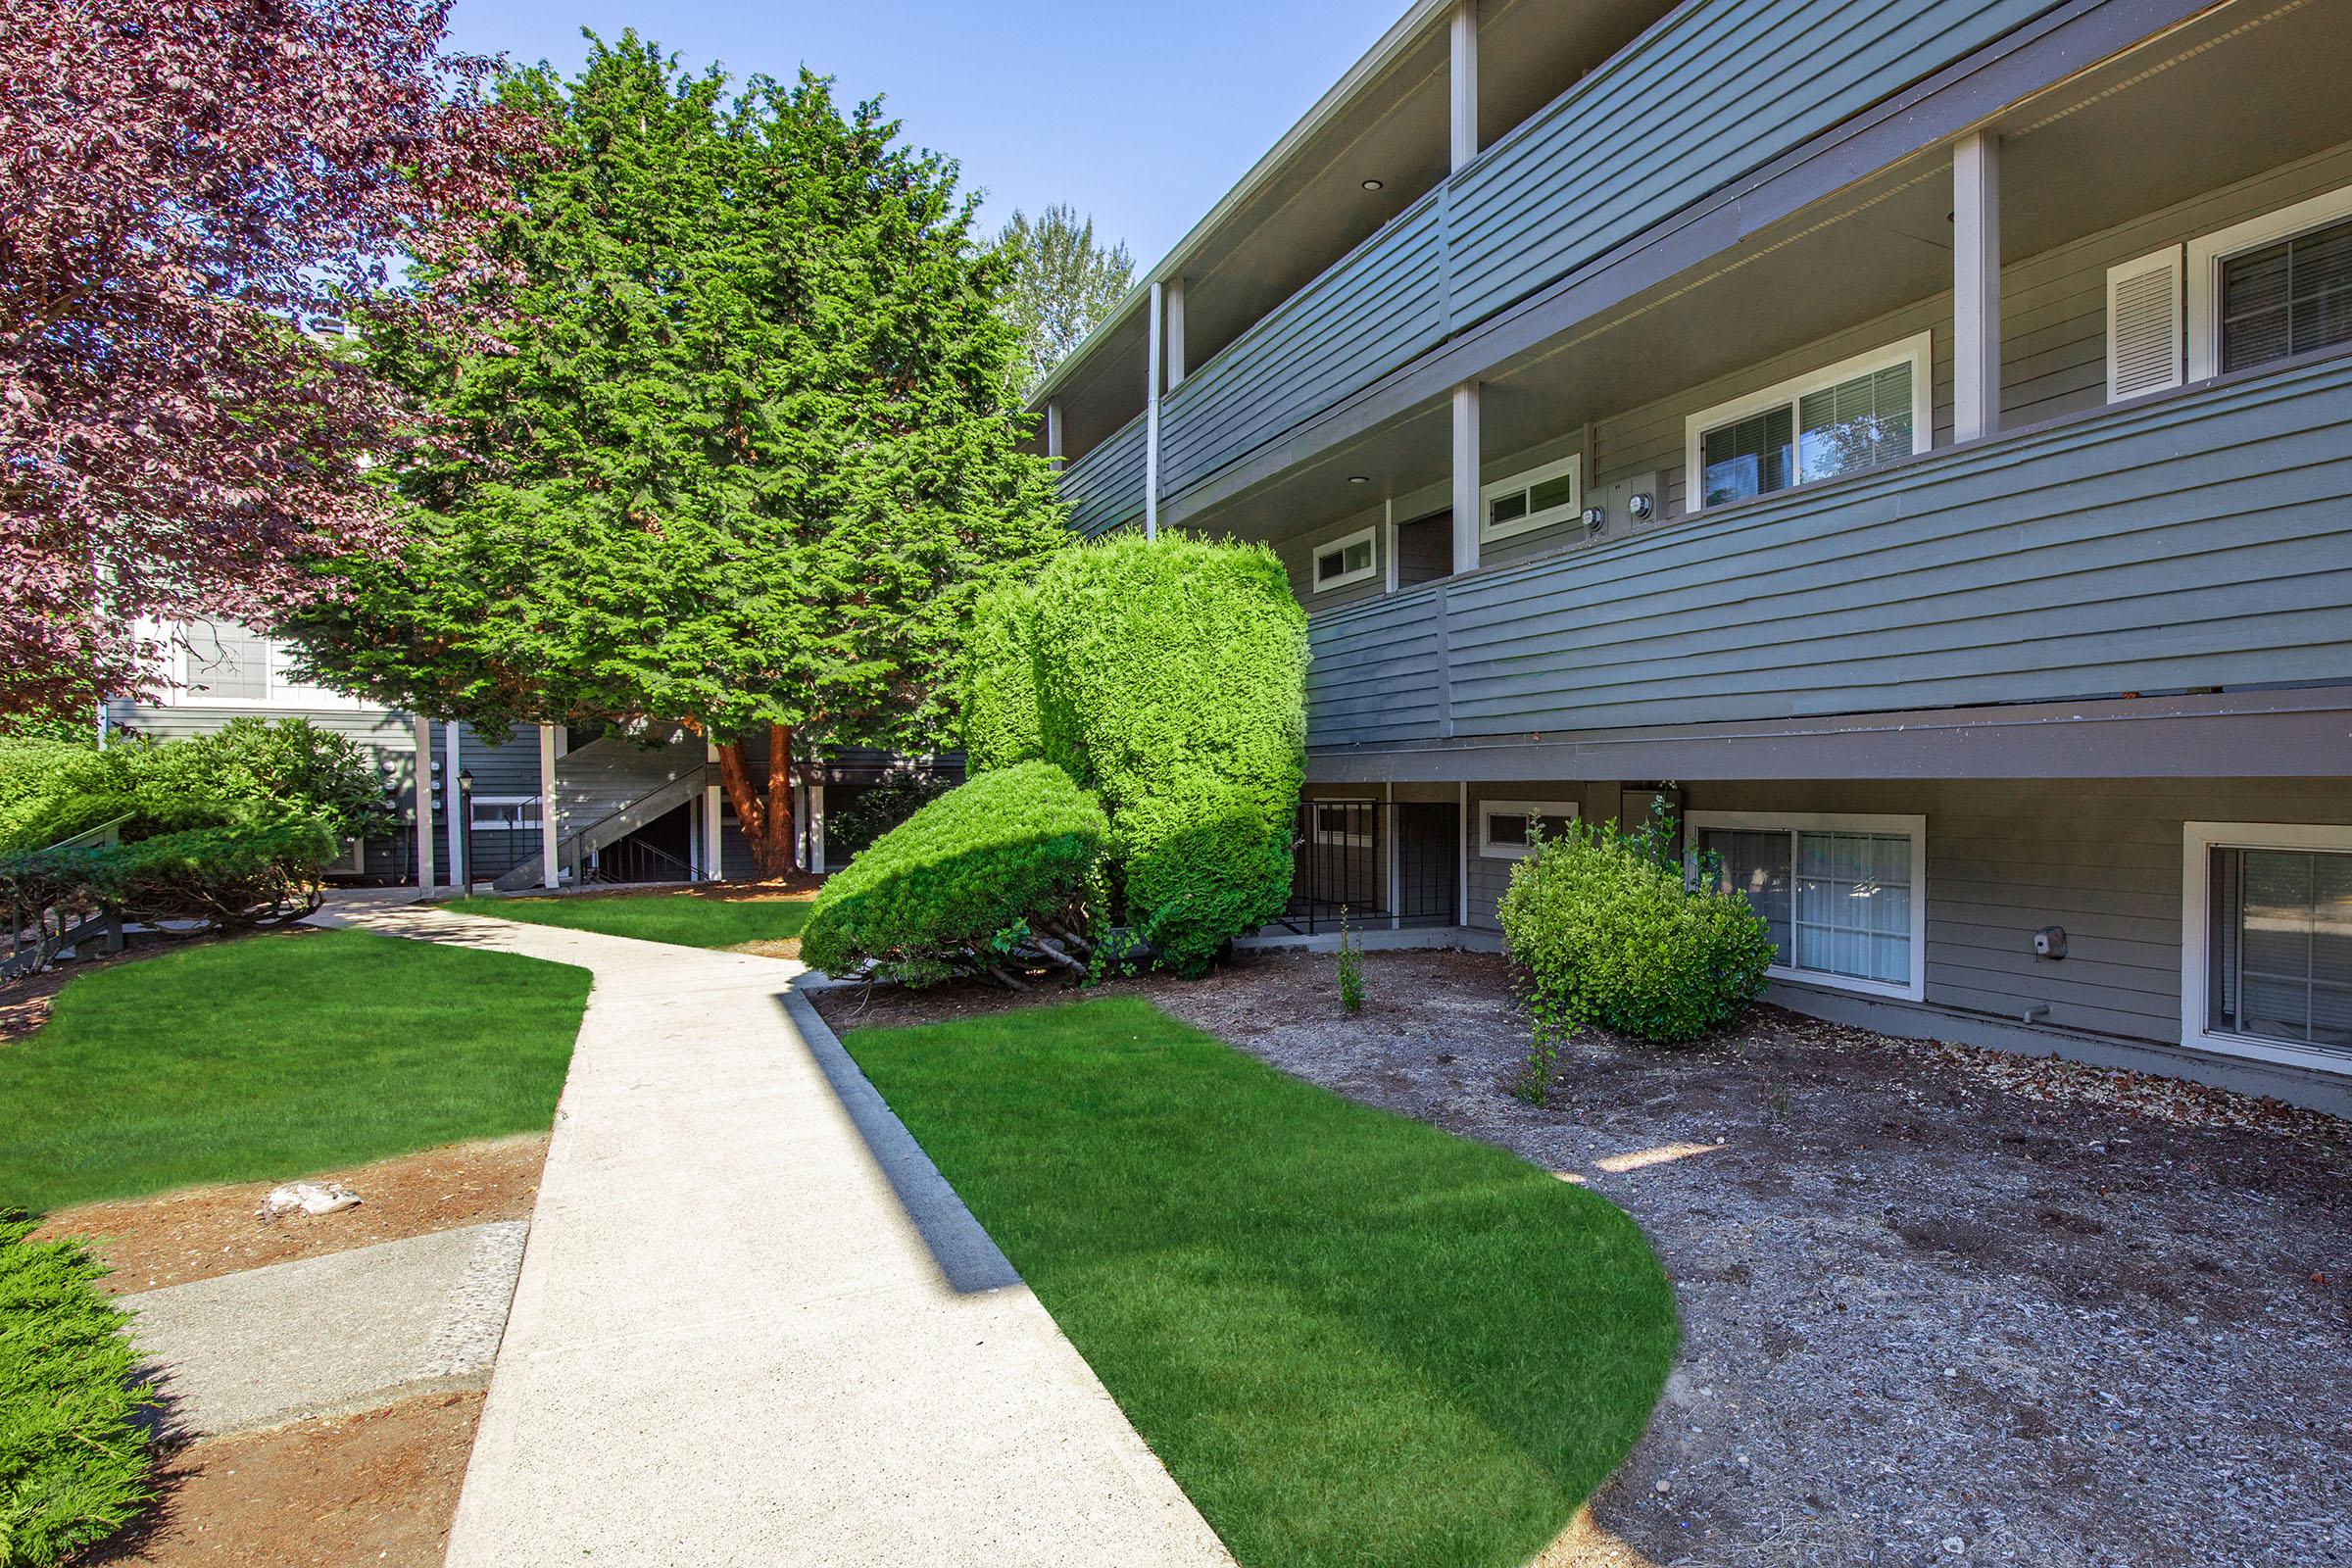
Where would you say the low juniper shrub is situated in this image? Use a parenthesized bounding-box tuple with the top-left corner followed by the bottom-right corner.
(1336, 908, 1365, 1014)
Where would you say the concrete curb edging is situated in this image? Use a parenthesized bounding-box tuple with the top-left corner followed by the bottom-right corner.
(779, 987, 1022, 1295)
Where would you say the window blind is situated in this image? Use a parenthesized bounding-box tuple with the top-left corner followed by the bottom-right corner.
(2220, 216, 2352, 373)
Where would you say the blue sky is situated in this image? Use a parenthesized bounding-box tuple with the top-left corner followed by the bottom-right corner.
(445, 0, 1401, 274)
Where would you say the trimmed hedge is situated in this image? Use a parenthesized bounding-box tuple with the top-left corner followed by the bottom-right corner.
(0, 1217, 157, 1565)
(801, 761, 1109, 987)
(961, 534, 1306, 975)
(1497, 816, 1776, 1049)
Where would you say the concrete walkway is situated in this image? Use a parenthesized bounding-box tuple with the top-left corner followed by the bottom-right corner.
(316, 899, 1229, 1568)
(124, 1220, 527, 1436)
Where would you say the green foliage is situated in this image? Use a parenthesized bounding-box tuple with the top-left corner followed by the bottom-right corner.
(995, 204, 1134, 399)
(846, 999, 1677, 1568)
(827, 770, 956, 862)
(0, 820, 337, 946)
(284, 34, 1066, 758)
(0, 719, 385, 854)
(959, 533, 1307, 976)
(1496, 814, 1775, 1084)
(1337, 911, 1365, 1014)
(801, 761, 1108, 986)
(0, 1217, 156, 1565)
(1, 931, 589, 1213)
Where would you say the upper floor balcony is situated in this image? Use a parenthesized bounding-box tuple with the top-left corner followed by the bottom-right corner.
(1049, 0, 2097, 533)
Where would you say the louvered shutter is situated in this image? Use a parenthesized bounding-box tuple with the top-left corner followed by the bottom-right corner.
(2106, 246, 2184, 402)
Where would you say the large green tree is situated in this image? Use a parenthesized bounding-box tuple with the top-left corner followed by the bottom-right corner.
(286, 34, 1065, 875)
(996, 204, 1133, 399)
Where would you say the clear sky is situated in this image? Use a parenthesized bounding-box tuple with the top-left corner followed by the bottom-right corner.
(444, 0, 1402, 274)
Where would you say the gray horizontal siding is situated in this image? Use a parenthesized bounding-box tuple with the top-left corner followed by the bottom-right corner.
(1306, 352, 2352, 747)
(1056, 0, 2065, 529)
(1159, 201, 1446, 500)
(1061, 416, 1147, 537)
(1450, 774, 2352, 1052)
(1445, 0, 2057, 323)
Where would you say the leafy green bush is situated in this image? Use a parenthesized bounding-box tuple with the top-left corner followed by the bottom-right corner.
(801, 762, 1109, 987)
(1497, 815, 1774, 1075)
(0, 718, 386, 854)
(0, 821, 337, 958)
(960, 534, 1306, 975)
(0, 1217, 157, 1566)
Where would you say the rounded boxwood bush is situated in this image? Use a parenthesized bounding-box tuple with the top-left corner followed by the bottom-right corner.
(1, 1217, 157, 1565)
(959, 534, 1305, 974)
(800, 761, 1108, 987)
(1497, 818, 1775, 1048)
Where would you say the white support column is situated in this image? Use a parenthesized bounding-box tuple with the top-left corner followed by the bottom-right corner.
(536, 724, 560, 890)
(1383, 497, 1399, 595)
(1953, 129, 2001, 443)
(443, 723, 465, 892)
(808, 784, 826, 876)
(1145, 279, 1164, 539)
(1450, 381, 1481, 575)
(1045, 399, 1064, 466)
(703, 741, 722, 882)
(1386, 780, 1401, 932)
(413, 714, 436, 894)
(1449, 0, 1480, 172)
(1457, 781, 1471, 929)
(1164, 278, 1187, 389)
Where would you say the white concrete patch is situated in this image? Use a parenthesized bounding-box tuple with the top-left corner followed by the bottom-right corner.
(316, 901, 1231, 1568)
(122, 1219, 527, 1437)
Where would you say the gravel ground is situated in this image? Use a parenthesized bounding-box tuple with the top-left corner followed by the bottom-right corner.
(823, 948, 2352, 1568)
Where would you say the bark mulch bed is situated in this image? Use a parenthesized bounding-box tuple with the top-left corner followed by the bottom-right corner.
(33, 1133, 550, 1294)
(87, 1392, 484, 1568)
(812, 947, 2352, 1568)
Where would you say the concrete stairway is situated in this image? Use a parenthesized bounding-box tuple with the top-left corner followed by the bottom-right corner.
(491, 734, 709, 891)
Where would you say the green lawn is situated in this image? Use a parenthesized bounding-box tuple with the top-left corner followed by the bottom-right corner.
(446, 891, 812, 950)
(845, 998, 1676, 1568)
(1, 929, 590, 1214)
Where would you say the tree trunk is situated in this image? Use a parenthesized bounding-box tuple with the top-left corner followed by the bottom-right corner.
(714, 722, 800, 881)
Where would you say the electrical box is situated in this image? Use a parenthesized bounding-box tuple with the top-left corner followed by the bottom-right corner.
(2034, 925, 2068, 959)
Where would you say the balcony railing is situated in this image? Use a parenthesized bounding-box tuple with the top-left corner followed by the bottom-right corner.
(1305, 353, 2352, 751)
(1060, 0, 2065, 527)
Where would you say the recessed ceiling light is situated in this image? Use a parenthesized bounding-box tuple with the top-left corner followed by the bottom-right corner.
(1348, 474, 1371, 484)
(1361, 178, 1385, 191)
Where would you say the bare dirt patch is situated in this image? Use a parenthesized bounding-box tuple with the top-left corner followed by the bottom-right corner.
(816, 947, 2352, 1568)
(89, 1391, 482, 1568)
(35, 1134, 550, 1295)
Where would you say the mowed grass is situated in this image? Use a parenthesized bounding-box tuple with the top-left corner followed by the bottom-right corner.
(447, 891, 811, 950)
(845, 998, 1677, 1568)
(0, 929, 589, 1214)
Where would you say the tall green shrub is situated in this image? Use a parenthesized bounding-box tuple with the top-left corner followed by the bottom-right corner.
(1497, 816, 1774, 1072)
(960, 534, 1306, 975)
(801, 761, 1109, 987)
(0, 1218, 157, 1565)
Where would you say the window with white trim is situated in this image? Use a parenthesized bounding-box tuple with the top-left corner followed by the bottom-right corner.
(2184, 184, 2352, 383)
(1687, 811, 1926, 1000)
(1684, 334, 1933, 513)
(1310, 526, 1378, 593)
(469, 795, 544, 832)
(1479, 799, 1577, 859)
(1309, 799, 1375, 848)
(182, 620, 271, 702)
(2182, 822, 2352, 1064)
(1480, 453, 1581, 544)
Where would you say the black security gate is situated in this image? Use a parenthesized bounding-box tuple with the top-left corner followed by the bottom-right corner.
(1284, 799, 1457, 934)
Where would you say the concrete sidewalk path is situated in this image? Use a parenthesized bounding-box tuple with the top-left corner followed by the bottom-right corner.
(316, 900, 1229, 1568)
(123, 1220, 526, 1436)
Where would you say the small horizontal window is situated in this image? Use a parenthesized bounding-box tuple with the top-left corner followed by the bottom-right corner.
(1685, 335, 1931, 514)
(1480, 454, 1582, 544)
(1311, 527, 1378, 593)
(1479, 799, 1578, 859)
(1311, 801, 1375, 848)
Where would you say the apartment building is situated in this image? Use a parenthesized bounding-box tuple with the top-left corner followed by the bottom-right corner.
(1031, 0, 2352, 1110)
